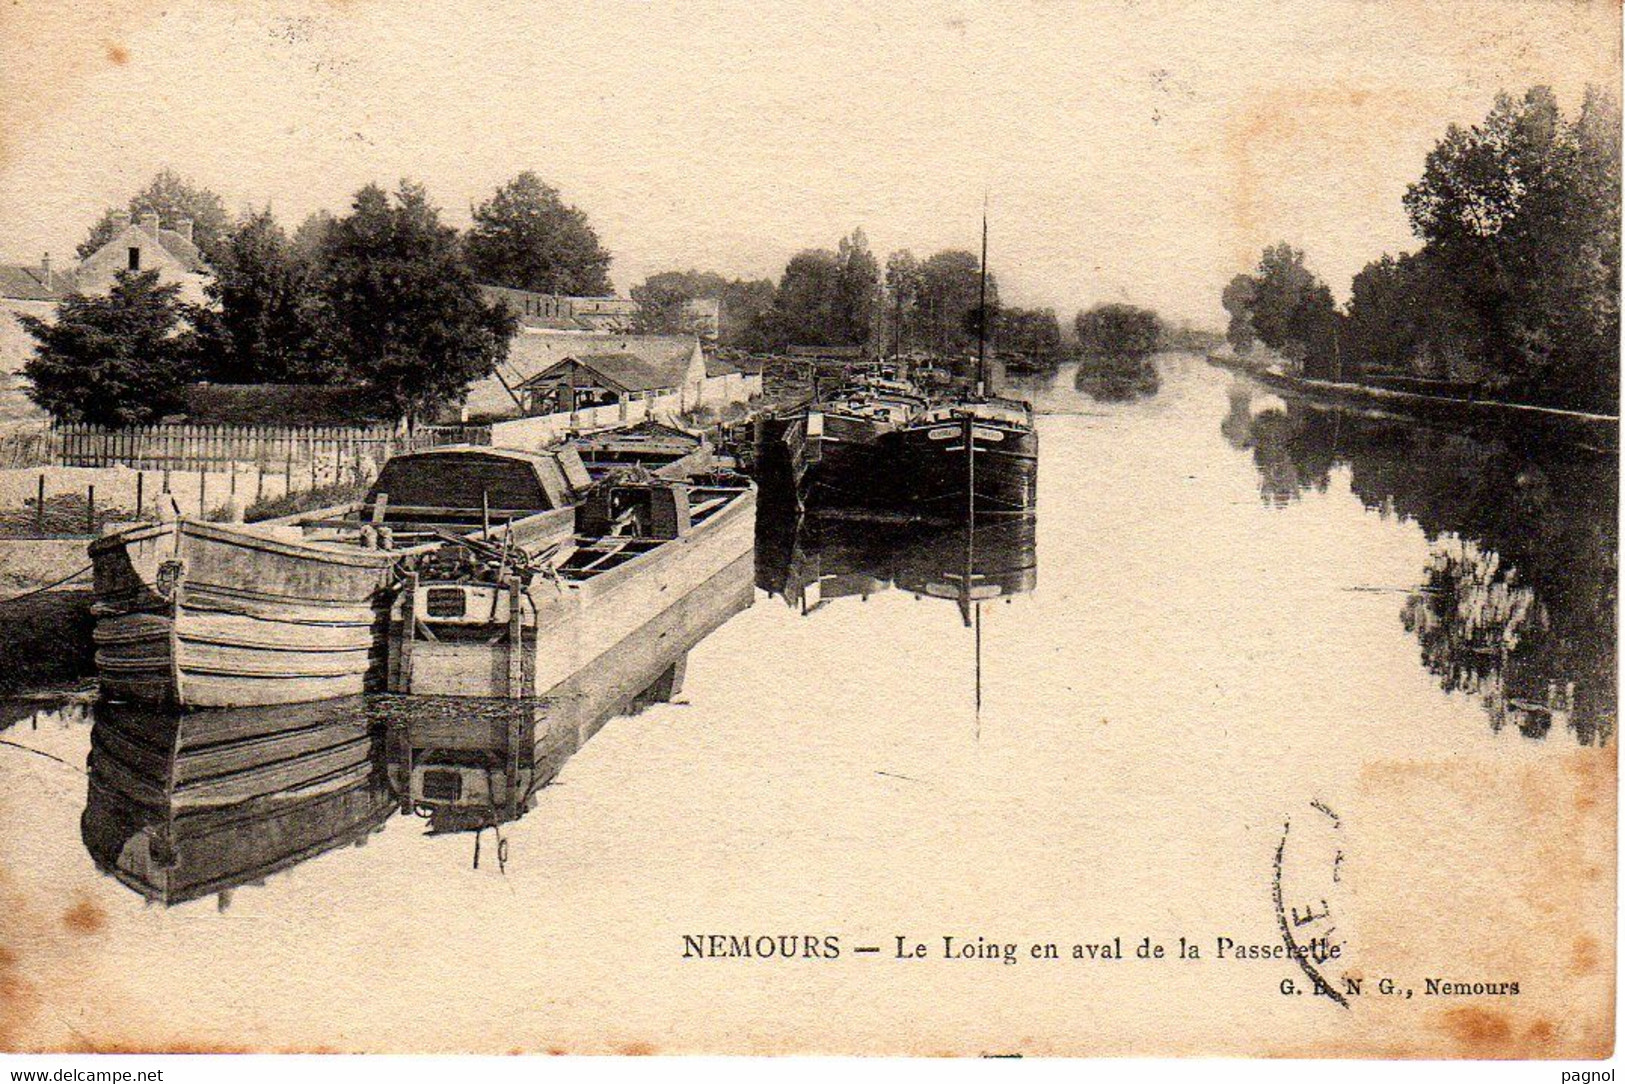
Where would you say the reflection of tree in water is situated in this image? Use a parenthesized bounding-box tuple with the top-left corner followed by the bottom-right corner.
(1232, 386, 1616, 744)
(1074, 353, 1160, 403)
(1224, 389, 1335, 506)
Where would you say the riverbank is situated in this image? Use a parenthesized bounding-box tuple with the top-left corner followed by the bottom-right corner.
(0, 537, 95, 695)
(1206, 351, 1619, 452)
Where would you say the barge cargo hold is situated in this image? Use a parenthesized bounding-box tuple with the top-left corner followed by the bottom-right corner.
(387, 468, 756, 700)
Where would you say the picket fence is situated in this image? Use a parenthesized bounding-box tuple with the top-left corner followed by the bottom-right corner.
(0, 422, 489, 471)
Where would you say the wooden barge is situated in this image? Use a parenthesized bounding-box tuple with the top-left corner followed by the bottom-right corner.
(87, 422, 713, 709)
(382, 467, 757, 828)
(387, 468, 756, 700)
(87, 446, 589, 709)
(384, 551, 755, 832)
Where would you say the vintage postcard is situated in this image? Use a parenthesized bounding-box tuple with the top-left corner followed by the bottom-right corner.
(0, 0, 1616, 1061)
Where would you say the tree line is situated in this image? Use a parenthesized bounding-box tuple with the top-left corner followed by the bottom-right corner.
(25, 166, 1219, 427)
(26, 170, 619, 425)
(1221, 85, 1620, 414)
(630, 228, 1074, 362)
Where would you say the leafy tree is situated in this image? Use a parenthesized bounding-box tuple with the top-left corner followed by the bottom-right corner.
(290, 209, 337, 267)
(1347, 84, 1620, 407)
(1221, 274, 1257, 352)
(1342, 251, 1475, 379)
(758, 248, 839, 349)
(629, 275, 702, 335)
(320, 181, 517, 423)
(465, 172, 613, 296)
(996, 306, 1064, 359)
(717, 277, 776, 348)
(77, 169, 232, 262)
(628, 270, 774, 345)
(188, 208, 332, 385)
(1072, 304, 1162, 401)
(917, 249, 998, 354)
(883, 250, 922, 354)
(832, 228, 881, 347)
(19, 271, 198, 424)
(1074, 303, 1162, 360)
(1227, 244, 1343, 377)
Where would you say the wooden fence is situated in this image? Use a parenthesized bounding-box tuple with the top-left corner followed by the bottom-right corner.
(0, 422, 491, 471)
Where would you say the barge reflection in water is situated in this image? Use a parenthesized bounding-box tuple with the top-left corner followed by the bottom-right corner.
(74, 552, 757, 901)
(81, 698, 393, 906)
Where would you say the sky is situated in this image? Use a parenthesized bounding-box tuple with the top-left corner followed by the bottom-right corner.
(0, 0, 1617, 325)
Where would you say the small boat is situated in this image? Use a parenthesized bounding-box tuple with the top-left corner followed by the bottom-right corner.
(80, 699, 393, 905)
(570, 418, 718, 479)
(88, 444, 592, 709)
(387, 466, 757, 700)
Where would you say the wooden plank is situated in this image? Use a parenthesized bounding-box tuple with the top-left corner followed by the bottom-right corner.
(397, 572, 417, 692)
(507, 577, 523, 699)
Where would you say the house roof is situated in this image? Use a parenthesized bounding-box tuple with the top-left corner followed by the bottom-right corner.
(704, 354, 740, 377)
(180, 383, 382, 426)
(787, 344, 866, 359)
(0, 265, 72, 302)
(523, 352, 690, 393)
(460, 330, 701, 419)
(504, 333, 697, 385)
(151, 229, 208, 273)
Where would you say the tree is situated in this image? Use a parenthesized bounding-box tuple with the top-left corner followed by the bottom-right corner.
(629, 270, 776, 345)
(883, 250, 922, 355)
(1228, 244, 1342, 377)
(1221, 274, 1257, 352)
(1074, 303, 1162, 359)
(917, 249, 998, 354)
(629, 273, 704, 335)
(995, 306, 1064, 359)
(19, 271, 197, 425)
(290, 210, 337, 267)
(77, 169, 232, 262)
(717, 277, 775, 348)
(1073, 304, 1163, 402)
(189, 208, 332, 385)
(319, 181, 517, 423)
(1400, 85, 1620, 408)
(832, 229, 880, 348)
(759, 248, 840, 349)
(465, 172, 613, 296)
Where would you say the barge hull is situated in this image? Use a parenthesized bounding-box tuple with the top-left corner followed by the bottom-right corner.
(90, 520, 395, 709)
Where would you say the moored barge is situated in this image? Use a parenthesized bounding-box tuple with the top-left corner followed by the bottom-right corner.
(88, 445, 591, 709)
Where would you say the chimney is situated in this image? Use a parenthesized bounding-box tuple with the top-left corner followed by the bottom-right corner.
(40, 253, 50, 288)
(138, 212, 160, 236)
(110, 210, 132, 232)
(174, 217, 193, 243)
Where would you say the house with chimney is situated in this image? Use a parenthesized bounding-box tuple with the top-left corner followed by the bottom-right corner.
(0, 212, 212, 425)
(74, 211, 210, 302)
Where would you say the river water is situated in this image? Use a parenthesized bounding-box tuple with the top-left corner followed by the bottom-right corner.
(0, 352, 1614, 1054)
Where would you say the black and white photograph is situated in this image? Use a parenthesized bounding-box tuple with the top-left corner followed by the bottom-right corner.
(0, 0, 1617, 1065)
